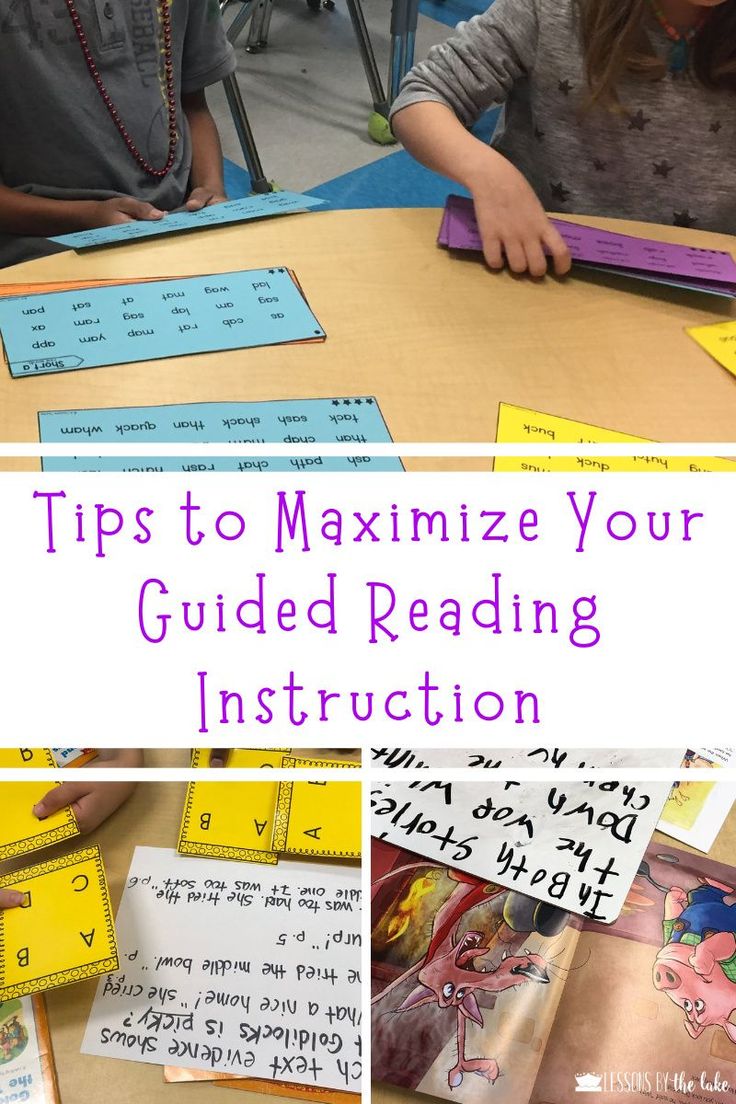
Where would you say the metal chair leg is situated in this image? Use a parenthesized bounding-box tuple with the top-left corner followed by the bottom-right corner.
(221, 72, 272, 193)
(258, 0, 275, 47)
(388, 0, 419, 103)
(223, 0, 258, 43)
(246, 0, 264, 50)
(343, 0, 389, 117)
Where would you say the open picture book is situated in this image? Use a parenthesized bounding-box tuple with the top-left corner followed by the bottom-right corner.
(372, 838, 736, 1104)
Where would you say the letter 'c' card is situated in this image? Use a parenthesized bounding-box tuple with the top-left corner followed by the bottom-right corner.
(273, 759, 361, 858)
(0, 783, 80, 861)
(0, 846, 118, 1001)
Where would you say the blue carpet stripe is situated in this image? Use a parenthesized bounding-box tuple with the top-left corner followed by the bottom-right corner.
(419, 0, 488, 28)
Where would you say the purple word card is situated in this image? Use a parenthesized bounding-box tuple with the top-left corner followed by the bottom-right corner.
(438, 194, 736, 297)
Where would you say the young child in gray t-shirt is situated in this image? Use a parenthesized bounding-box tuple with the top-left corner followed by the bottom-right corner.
(390, 0, 736, 276)
(0, 0, 236, 267)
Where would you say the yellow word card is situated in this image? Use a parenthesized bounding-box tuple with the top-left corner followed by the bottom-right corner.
(190, 747, 291, 769)
(180, 748, 295, 863)
(0, 846, 118, 1001)
(495, 403, 736, 473)
(688, 319, 736, 378)
(178, 754, 360, 863)
(178, 778, 280, 864)
(0, 748, 55, 768)
(0, 782, 79, 861)
(274, 758, 361, 859)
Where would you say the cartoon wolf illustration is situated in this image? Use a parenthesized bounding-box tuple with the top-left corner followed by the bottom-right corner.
(653, 877, 736, 1044)
(372, 861, 568, 1088)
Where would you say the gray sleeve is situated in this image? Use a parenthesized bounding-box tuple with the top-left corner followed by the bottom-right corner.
(181, 0, 237, 93)
(389, 0, 540, 127)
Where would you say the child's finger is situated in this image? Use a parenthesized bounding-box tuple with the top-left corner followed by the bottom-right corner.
(186, 188, 212, 211)
(542, 226, 572, 276)
(33, 781, 88, 820)
(71, 791, 104, 835)
(72, 783, 137, 835)
(0, 890, 25, 909)
(209, 749, 230, 767)
(523, 238, 548, 278)
(117, 198, 165, 221)
(482, 234, 504, 270)
(504, 237, 528, 274)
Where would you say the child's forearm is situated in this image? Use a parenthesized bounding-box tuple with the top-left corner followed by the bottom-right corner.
(183, 91, 226, 194)
(391, 101, 507, 192)
(0, 184, 100, 237)
(393, 100, 570, 278)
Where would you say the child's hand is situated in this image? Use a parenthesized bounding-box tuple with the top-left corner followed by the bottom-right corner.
(32, 780, 137, 835)
(185, 187, 228, 211)
(86, 196, 166, 228)
(0, 890, 25, 909)
(468, 154, 571, 277)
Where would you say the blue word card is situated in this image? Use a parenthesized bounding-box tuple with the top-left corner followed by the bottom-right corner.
(49, 191, 325, 250)
(38, 397, 403, 473)
(0, 268, 324, 378)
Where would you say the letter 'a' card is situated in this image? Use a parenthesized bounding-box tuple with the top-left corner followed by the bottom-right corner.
(0, 783, 80, 861)
(0, 846, 118, 1001)
(274, 759, 361, 859)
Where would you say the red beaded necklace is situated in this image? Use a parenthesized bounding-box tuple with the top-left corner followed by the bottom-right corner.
(63, 0, 178, 178)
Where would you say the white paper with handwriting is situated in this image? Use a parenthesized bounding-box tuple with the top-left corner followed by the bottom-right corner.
(371, 780, 671, 923)
(371, 747, 685, 769)
(82, 847, 361, 1091)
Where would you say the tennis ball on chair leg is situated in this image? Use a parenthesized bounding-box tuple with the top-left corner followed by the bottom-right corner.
(368, 113, 396, 145)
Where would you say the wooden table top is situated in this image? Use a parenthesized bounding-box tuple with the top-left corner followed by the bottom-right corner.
(1, 209, 735, 470)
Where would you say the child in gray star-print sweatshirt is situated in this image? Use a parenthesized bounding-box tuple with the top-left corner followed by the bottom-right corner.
(390, 0, 735, 276)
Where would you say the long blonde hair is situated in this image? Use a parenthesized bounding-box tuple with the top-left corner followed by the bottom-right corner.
(578, 0, 736, 106)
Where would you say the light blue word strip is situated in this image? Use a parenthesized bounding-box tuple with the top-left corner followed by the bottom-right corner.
(0, 268, 324, 377)
(49, 191, 324, 250)
(38, 397, 403, 473)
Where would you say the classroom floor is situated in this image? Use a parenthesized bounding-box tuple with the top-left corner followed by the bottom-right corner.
(210, 0, 495, 207)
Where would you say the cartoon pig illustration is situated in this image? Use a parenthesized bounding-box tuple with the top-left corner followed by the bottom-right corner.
(653, 879, 736, 1043)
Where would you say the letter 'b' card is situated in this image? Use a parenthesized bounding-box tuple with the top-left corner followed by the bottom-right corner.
(0, 846, 118, 1001)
